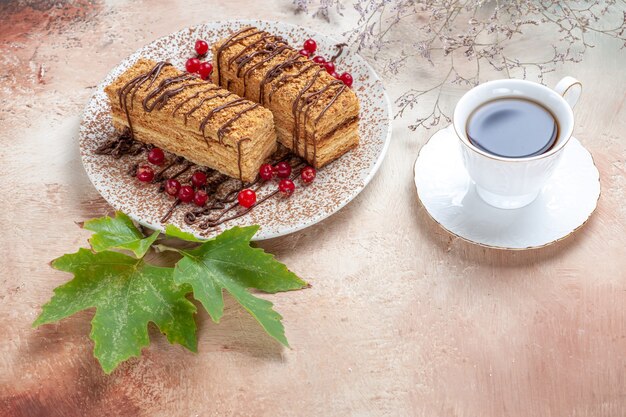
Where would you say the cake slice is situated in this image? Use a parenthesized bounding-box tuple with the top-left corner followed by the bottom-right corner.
(104, 58, 277, 182)
(211, 27, 359, 168)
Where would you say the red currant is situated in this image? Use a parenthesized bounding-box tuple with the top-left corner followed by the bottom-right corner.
(303, 38, 317, 54)
(275, 161, 292, 178)
(259, 163, 274, 181)
(185, 57, 201, 73)
(165, 179, 181, 196)
(195, 39, 209, 56)
(137, 165, 154, 182)
(178, 185, 195, 203)
(312, 55, 326, 65)
(278, 179, 295, 197)
(198, 62, 213, 80)
(298, 49, 311, 57)
(193, 190, 209, 206)
(300, 166, 316, 184)
(339, 72, 353, 87)
(238, 189, 257, 208)
(147, 148, 165, 165)
(330, 71, 339, 79)
(191, 171, 207, 188)
(323, 61, 335, 74)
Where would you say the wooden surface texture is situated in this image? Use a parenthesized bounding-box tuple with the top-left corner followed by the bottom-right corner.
(1, 1, 625, 416)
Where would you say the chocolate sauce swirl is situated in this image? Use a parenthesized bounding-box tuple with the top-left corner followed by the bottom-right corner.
(95, 131, 147, 158)
(96, 134, 300, 230)
(196, 159, 305, 230)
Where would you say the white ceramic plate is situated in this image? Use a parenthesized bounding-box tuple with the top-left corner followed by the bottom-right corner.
(414, 126, 600, 250)
(79, 20, 392, 240)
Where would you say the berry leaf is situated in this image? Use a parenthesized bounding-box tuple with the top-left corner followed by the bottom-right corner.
(34, 248, 197, 373)
(173, 225, 307, 346)
(84, 211, 159, 258)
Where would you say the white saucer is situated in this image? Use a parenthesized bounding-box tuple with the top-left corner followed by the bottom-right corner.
(414, 126, 600, 249)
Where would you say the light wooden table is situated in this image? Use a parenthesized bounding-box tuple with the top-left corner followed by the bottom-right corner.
(1, 1, 625, 416)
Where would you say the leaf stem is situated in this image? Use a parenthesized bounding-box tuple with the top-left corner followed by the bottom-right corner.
(153, 244, 183, 254)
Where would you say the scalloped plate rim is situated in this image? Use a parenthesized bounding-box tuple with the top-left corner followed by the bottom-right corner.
(79, 19, 392, 241)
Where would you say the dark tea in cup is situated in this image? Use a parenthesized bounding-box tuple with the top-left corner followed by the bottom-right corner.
(466, 98, 558, 158)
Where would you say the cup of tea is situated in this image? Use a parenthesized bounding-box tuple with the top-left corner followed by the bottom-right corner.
(453, 76, 581, 209)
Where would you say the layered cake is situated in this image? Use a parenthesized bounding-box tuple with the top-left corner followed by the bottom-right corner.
(211, 27, 360, 168)
(104, 58, 277, 182)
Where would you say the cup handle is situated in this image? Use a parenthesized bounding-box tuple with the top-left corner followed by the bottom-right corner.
(554, 76, 582, 109)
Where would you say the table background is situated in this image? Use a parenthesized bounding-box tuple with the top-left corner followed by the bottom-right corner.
(1, 1, 625, 416)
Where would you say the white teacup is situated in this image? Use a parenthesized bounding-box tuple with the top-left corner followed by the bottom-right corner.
(453, 77, 581, 209)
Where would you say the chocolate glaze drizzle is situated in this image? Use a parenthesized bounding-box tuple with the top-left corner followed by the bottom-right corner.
(214, 27, 351, 167)
(96, 130, 147, 158)
(329, 43, 348, 63)
(199, 98, 248, 143)
(115, 60, 261, 180)
(259, 52, 303, 105)
(117, 61, 171, 138)
(96, 134, 301, 230)
(216, 27, 259, 85)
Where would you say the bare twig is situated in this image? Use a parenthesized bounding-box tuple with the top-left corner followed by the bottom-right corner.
(295, 0, 626, 129)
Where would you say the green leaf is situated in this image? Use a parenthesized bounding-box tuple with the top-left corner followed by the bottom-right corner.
(173, 226, 307, 346)
(164, 224, 205, 242)
(34, 248, 196, 373)
(84, 211, 159, 258)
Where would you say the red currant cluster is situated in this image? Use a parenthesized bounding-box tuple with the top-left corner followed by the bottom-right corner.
(136, 148, 165, 182)
(299, 38, 353, 87)
(185, 39, 213, 80)
(135, 148, 210, 207)
(236, 162, 317, 208)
